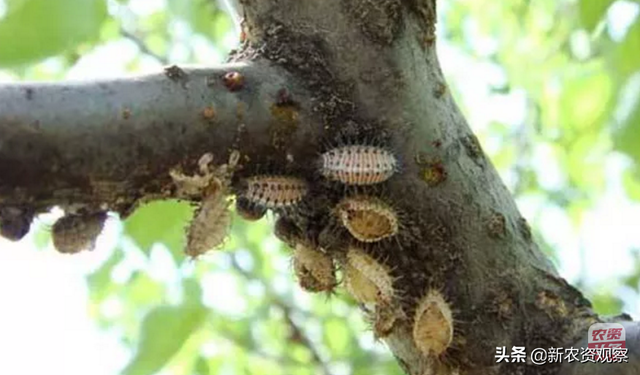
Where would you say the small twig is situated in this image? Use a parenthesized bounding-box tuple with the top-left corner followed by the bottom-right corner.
(228, 253, 335, 375)
(216, 0, 242, 34)
(215, 325, 306, 366)
(120, 27, 169, 65)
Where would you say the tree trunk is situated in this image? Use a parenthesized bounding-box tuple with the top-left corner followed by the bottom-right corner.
(0, 0, 637, 374)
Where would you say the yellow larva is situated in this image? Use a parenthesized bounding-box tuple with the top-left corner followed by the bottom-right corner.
(320, 145, 397, 185)
(292, 243, 336, 292)
(52, 212, 108, 254)
(344, 247, 395, 304)
(413, 289, 454, 357)
(344, 263, 380, 304)
(336, 196, 399, 242)
(344, 247, 402, 338)
(242, 175, 308, 210)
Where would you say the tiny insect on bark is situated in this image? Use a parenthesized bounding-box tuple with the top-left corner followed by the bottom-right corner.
(182, 150, 240, 258)
(292, 243, 336, 293)
(343, 247, 403, 338)
(413, 289, 454, 357)
(336, 195, 399, 242)
(241, 175, 308, 210)
(186, 191, 231, 258)
(0, 207, 32, 241)
(52, 212, 108, 254)
(344, 247, 395, 305)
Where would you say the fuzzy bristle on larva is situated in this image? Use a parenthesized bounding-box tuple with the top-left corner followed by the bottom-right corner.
(320, 145, 397, 185)
(243, 176, 308, 210)
(336, 196, 399, 243)
(344, 247, 395, 304)
(52, 212, 108, 254)
(292, 243, 336, 292)
(413, 290, 454, 357)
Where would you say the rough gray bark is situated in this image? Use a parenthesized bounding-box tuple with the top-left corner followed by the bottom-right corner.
(0, 62, 310, 217)
(0, 1, 637, 374)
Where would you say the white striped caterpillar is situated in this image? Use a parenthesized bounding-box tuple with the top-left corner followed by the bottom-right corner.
(336, 195, 399, 243)
(52, 212, 108, 254)
(241, 175, 308, 210)
(320, 145, 397, 185)
(292, 243, 336, 293)
(413, 289, 454, 357)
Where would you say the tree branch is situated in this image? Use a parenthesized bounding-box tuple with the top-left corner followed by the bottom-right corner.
(229, 253, 335, 375)
(120, 27, 170, 65)
(0, 61, 311, 216)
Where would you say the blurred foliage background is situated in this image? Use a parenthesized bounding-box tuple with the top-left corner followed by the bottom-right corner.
(0, 0, 639, 374)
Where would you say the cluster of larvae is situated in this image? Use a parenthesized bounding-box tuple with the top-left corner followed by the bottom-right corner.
(34, 142, 452, 360)
(230, 144, 453, 359)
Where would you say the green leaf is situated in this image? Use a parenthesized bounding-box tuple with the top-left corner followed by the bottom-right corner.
(613, 92, 640, 165)
(0, 0, 107, 67)
(617, 19, 640, 78)
(4, 0, 30, 15)
(559, 67, 614, 132)
(125, 273, 165, 307)
(622, 167, 640, 201)
(623, 250, 640, 290)
(31, 223, 51, 250)
(193, 357, 209, 375)
(122, 299, 208, 375)
(123, 200, 194, 261)
(323, 318, 351, 357)
(167, 0, 228, 41)
(579, 0, 614, 31)
(590, 291, 623, 316)
(87, 248, 125, 295)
